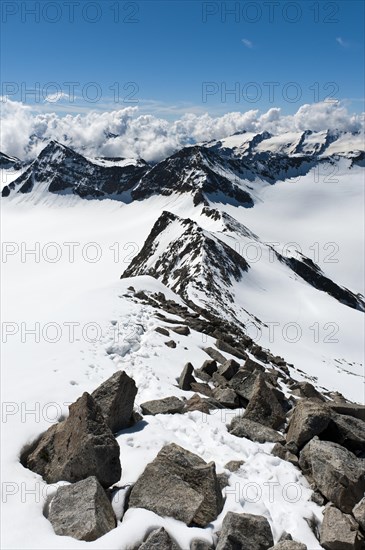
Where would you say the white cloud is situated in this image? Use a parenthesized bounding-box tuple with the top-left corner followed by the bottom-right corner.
(44, 92, 70, 103)
(242, 38, 253, 48)
(0, 97, 363, 162)
(336, 37, 349, 48)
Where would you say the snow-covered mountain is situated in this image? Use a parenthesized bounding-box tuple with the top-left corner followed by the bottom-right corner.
(3, 129, 364, 203)
(2, 140, 149, 199)
(1, 128, 365, 550)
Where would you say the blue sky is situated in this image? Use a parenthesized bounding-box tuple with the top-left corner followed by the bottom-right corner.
(1, 0, 364, 116)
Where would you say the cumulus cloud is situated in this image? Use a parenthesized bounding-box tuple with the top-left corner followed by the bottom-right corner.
(0, 97, 363, 162)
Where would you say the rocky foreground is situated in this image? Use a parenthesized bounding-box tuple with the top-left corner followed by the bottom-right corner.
(20, 289, 365, 550)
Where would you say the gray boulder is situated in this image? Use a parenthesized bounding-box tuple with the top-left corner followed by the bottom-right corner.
(155, 326, 169, 336)
(204, 347, 227, 364)
(353, 498, 365, 532)
(217, 359, 241, 380)
(139, 528, 181, 549)
(165, 340, 176, 348)
(290, 381, 325, 401)
(286, 400, 331, 449)
(229, 369, 259, 403)
(179, 362, 196, 390)
(320, 505, 364, 550)
(190, 382, 213, 397)
(128, 443, 223, 527)
(215, 339, 247, 360)
(213, 387, 239, 408)
(243, 357, 265, 373)
(91, 371, 137, 433)
(271, 443, 299, 466)
(243, 375, 287, 429)
(216, 511, 274, 550)
(48, 476, 116, 541)
(184, 394, 212, 414)
(172, 325, 190, 336)
(229, 417, 285, 444)
(141, 396, 184, 415)
(200, 359, 218, 376)
(23, 392, 121, 487)
(299, 438, 365, 514)
(325, 413, 365, 453)
(268, 543, 307, 550)
(326, 402, 365, 422)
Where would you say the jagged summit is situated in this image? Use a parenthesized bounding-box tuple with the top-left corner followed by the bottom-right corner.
(1, 141, 149, 199)
(122, 210, 250, 322)
(131, 145, 254, 206)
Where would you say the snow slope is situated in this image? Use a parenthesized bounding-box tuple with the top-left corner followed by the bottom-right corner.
(1, 131, 364, 549)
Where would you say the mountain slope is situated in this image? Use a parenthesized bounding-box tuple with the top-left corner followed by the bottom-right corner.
(1, 141, 149, 199)
(122, 211, 251, 322)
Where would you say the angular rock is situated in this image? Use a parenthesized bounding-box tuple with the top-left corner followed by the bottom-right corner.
(229, 369, 259, 403)
(48, 476, 116, 541)
(327, 402, 365, 422)
(165, 340, 177, 348)
(212, 372, 230, 388)
(286, 399, 331, 449)
(128, 443, 223, 527)
(179, 362, 196, 390)
(139, 528, 181, 549)
(229, 417, 285, 444)
(218, 359, 241, 381)
(215, 339, 247, 360)
(194, 368, 212, 383)
(23, 393, 121, 487)
(200, 359, 218, 376)
(216, 511, 274, 550)
(244, 357, 265, 373)
(213, 387, 239, 408)
(154, 326, 170, 336)
(184, 394, 212, 414)
(204, 346, 227, 364)
(290, 381, 325, 402)
(224, 459, 245, 472)
(271, 443, 299, 466)
(269, 543, 307, 550)
(243, 374, 287, 429)
(141, 396, 184, 415)
(190, 382, 213, 397)
(299, 438, 365, 513)
(172, 325, 190, 336)
(91, 371, 137, 433)
(320, 505, 364, 550)
(353, 498, 365, 532)
(323, 413, 365, 453)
